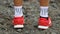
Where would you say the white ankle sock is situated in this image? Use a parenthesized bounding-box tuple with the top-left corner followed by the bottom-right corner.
(40, 6, 48, 17)
(14, 6, 23, 17)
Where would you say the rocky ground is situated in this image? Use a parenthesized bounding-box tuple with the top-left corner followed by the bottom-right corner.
(0, 0, 60, 34)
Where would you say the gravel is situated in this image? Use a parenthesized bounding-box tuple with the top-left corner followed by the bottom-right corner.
(0, 0, 60, 34)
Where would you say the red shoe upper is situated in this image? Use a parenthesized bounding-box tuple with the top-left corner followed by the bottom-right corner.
(38, 17, 51, 26)
(13, 16, 24, 25)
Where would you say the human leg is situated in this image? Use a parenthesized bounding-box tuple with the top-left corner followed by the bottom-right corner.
(38, 0, 51, 29)
(13, 0, 24, 28)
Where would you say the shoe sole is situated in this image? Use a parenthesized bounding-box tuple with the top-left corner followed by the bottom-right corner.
(14, 25, 24, 28)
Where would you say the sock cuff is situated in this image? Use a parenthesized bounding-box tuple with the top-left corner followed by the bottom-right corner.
(14, 6, 22, 8)
(40, 6, 48, 17)
(40, 6, 48, 8)
(14, 6, 23, 17)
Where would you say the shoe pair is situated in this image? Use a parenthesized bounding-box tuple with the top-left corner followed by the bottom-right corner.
(13, 16, 51, 30)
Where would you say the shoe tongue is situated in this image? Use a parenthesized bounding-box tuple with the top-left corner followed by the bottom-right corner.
(40, 16, 48, 20)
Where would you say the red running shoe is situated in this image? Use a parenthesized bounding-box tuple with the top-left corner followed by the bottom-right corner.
(38, 17, 52, 29)
(13, 16, 24, 28)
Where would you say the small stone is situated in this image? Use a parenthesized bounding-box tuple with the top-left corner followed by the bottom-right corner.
(51, 32, 57, 34)
(25, 31, 29, 34)
(16, 29, 22, 32)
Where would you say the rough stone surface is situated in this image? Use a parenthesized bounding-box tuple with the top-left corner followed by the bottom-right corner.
(0, 0, 60, 34)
